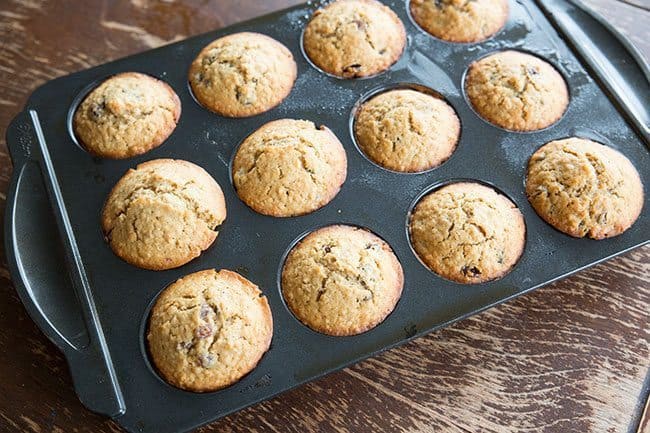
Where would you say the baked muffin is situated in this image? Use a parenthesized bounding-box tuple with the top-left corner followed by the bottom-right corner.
(147, 269, 273, 392)
(410, 0, 509, 43)
(303, 0, 406, 78)
(409, 182, 525, 284)
(73, 72, 180, 159)
(465, 51, 568, 131)
(232, 119, 347, 217)
(354, 88, 460, 172)
(189, 32, 297, 117)
(282, 225, 403, 336)
(101, 159, 226, 270)
(526, 137, 644, 239)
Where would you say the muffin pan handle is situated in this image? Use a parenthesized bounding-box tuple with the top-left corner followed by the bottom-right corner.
(4, 110, 125, 418)
(538, 0, 650, 144)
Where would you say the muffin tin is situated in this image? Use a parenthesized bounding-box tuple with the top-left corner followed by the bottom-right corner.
(5, 0, 649, 432)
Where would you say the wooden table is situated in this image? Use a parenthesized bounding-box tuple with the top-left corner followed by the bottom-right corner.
(0, 1, 648, 432)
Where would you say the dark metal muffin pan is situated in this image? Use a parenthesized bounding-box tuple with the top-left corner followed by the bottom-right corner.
(4, 0, 649, 432)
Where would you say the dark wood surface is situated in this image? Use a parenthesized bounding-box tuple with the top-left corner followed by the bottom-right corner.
(0, 1, 648, 432)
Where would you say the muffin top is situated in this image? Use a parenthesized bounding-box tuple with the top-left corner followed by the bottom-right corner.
(147, 269, 273, 392)
(354, 88, 460, 172)
(189, 32, 297, 117)
(73, 72, 180, 159)
(409, 182, 525, 284)
(410, 0, 509, 43)
(282, 225, 403, 336)
(303, 0, 406, 78)
(101, 159, 226, 270)
(526, 137, 644, 239)
(232, 119, 347, 217)
(465, 51, 568, 131)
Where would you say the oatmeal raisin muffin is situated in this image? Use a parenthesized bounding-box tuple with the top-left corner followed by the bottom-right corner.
(526, 137, 644, 239)
(101, 159, 226, 270)
(465, 50, 568, 131)
(282, 225, 403, 335)
(410, 0, 509, 43)
(232, 119, 347, 217)
(303, 0, 406, 78)
(189, 32, 297, 117)
(147, 269, 273, 392)
(354, 88, 460, 172)
(73, 72, 180, 159)
(409, 182, 525, 283)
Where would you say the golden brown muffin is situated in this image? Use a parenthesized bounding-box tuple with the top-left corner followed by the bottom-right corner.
(147, 269, 273, 392)
(526, 137, 644, 239)
(189, 32, 297, 117)
(354, 88, 460, 172)
(232, 119, 347, 217)
(465, 51, 568, 131)
(101, 159, 226, 270)
(282, 225, 403, 336)
(409, 182, 525, 284)
(73, 72, 180, 159)
(303, 0, 406, 78)
(410, 0, 509, 43)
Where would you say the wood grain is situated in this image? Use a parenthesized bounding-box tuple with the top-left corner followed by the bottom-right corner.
(0, 1, 648, 433)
